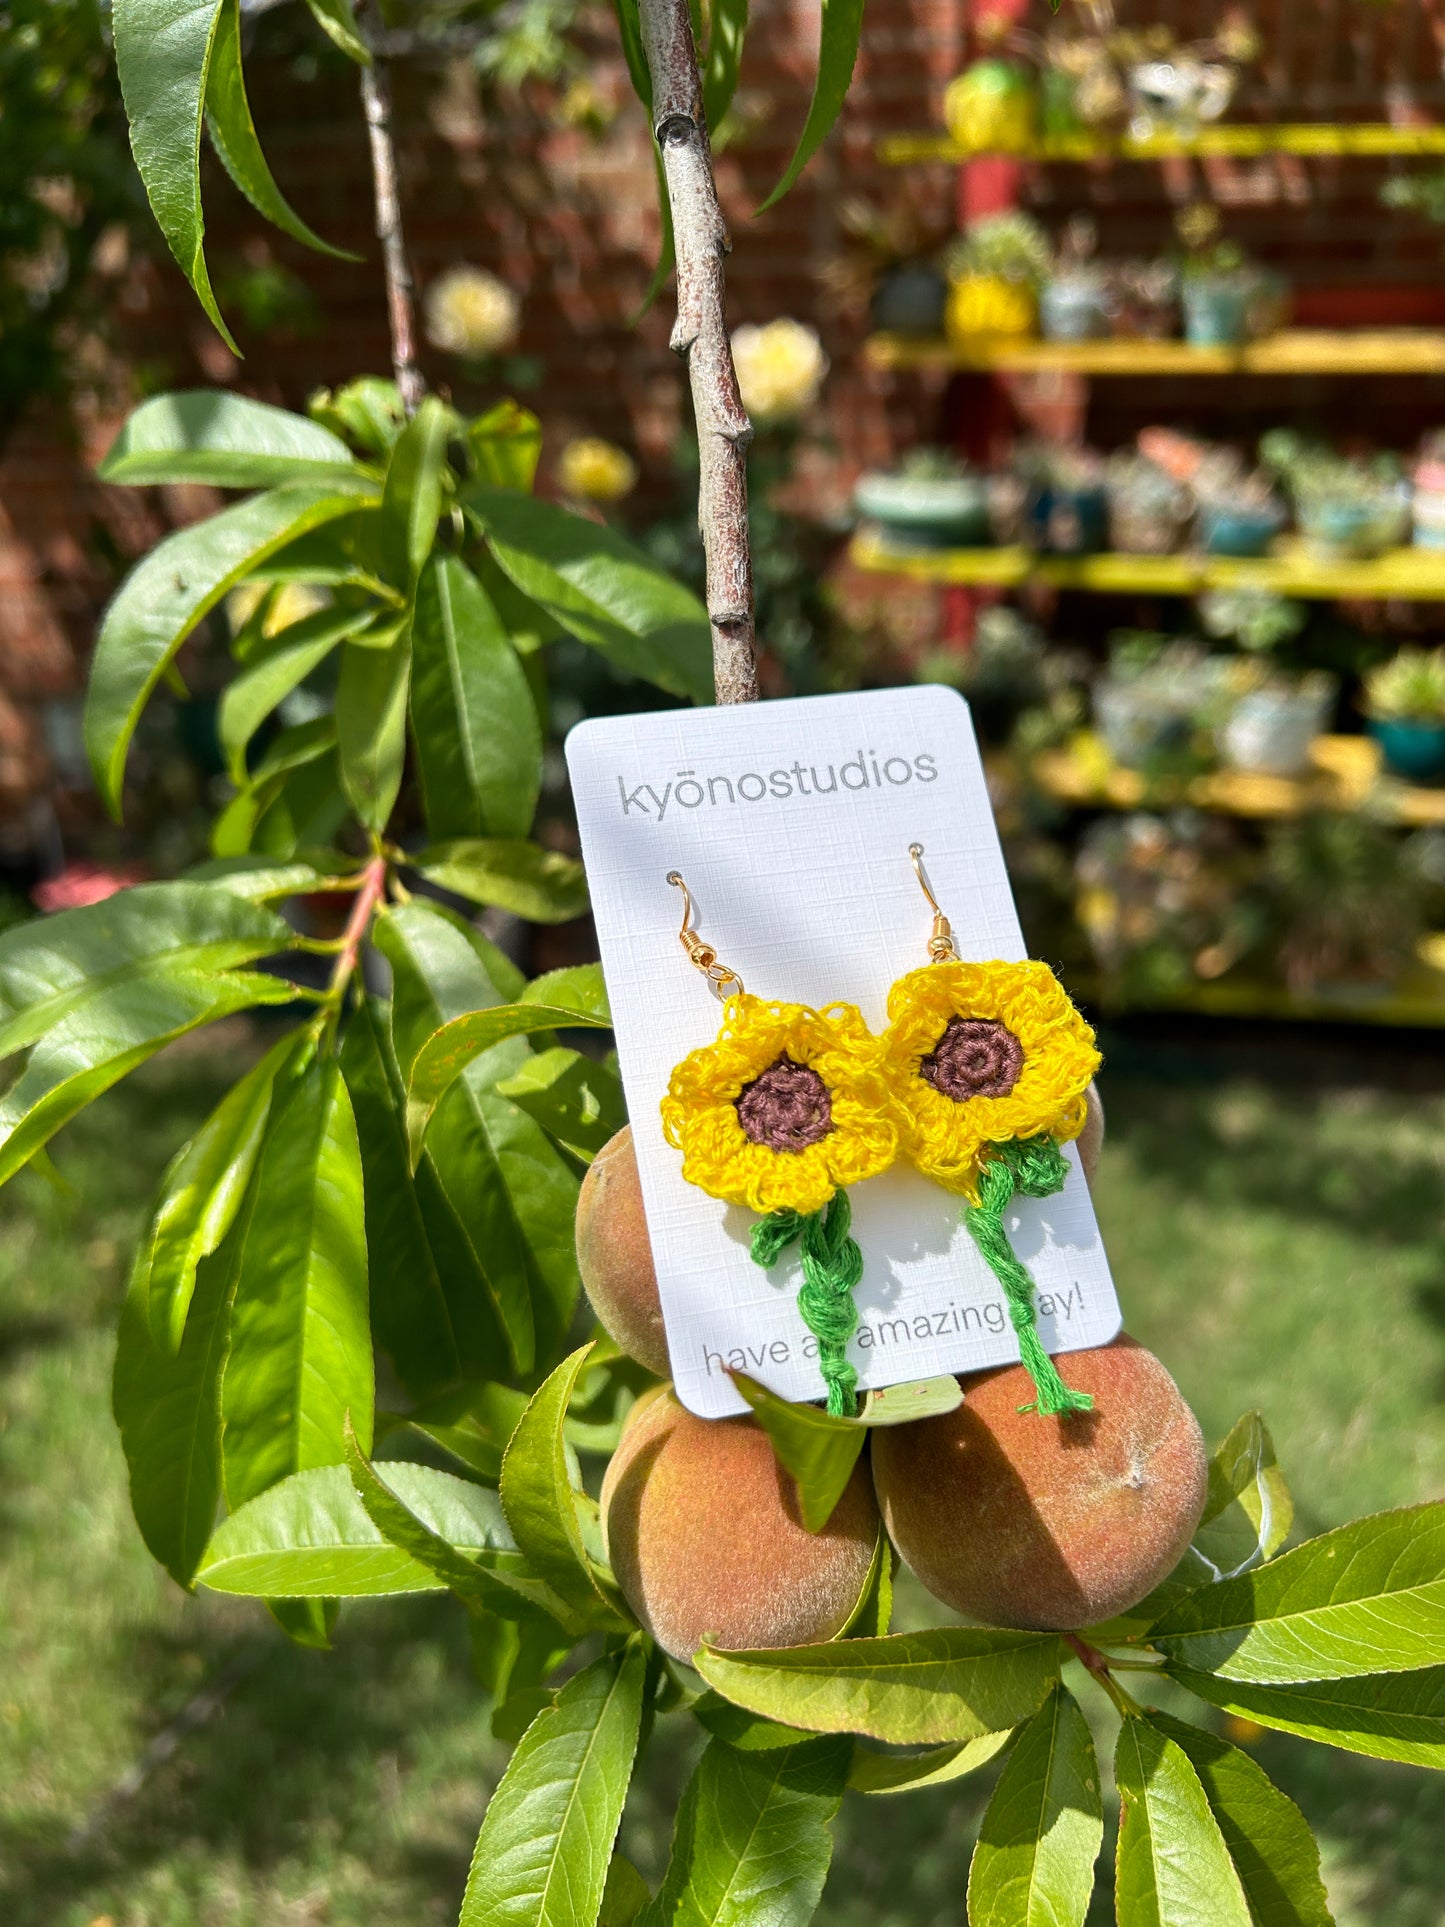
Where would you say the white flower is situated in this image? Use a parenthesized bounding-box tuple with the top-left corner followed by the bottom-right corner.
(730, 319, 828, 425)
(557, 437, 639, 503)
(425, 267, 521, 359)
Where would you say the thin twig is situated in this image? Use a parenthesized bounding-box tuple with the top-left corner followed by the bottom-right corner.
(636, 0, 758, 705)
(356, 0, 425, 415)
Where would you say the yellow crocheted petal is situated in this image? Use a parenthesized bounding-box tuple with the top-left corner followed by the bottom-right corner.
(661, 992, 899, 1212)
(881, 959, 1101, 1191)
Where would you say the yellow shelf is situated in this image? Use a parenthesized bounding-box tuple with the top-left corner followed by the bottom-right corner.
(880, 123, 1445, 165)
(866, 330, 1445, 376)
(1029, 730, 1445, 829)
(851, 531, 1445, 603)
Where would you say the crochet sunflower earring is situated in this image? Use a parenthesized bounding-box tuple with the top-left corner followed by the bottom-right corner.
(879, 845, 1102, 1417)
(659, 872, 896, 1416)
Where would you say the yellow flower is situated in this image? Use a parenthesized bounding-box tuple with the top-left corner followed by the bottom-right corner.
(558, 437, 638, 503)
(662, 994, 897, 1216)
(881, 960, 1100, 1196)
(425, 267, 520, 359)
(730, 320, 828, 425)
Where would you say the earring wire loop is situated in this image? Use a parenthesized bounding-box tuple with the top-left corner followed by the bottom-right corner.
(908, 843, 957, 962)
(667, 871, 745, 999)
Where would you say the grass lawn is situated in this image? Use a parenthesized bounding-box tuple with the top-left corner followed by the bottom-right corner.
(1, 1016, 1441, 1926)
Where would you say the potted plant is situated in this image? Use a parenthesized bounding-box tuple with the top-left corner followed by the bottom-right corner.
(1106, 449, 1191, 553)
(1015, 440, 1108, 553)
(822, 192, 951, 340)
(1411, 430, 1445, 550)
(1111, 257, 1181, 338)
(943, 211, 1051, 343)
(1362, 644, 1445, 781)
(943, 55, 1038, 154)
(1261, 431, 1411, 561)
(853, 447, 992, 551)
(1039, 216, 1114, 341)
(1217, 662, 1338, 778)
(1117, 13, 1260, 139)
(1092, 633, 1232, 773)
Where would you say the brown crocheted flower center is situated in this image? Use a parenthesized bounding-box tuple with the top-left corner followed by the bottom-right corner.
(735, 1055, 835, 1152)
(921, 1017, 1023, 1101)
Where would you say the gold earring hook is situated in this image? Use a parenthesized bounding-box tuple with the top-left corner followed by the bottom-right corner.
(667, 871, 745, 999)
(908, 844, 956, 962)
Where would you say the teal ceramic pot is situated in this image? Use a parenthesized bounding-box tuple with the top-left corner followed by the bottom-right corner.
(854, 471, 991, 550)
(1369, 717, 1445, 782)
(1198, 499, 1285, 557)
(871, 265, 948, 340)
(1181, 278, 1252, 348)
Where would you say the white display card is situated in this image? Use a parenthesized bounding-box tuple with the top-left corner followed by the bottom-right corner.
(565, 686, 1122, 1418)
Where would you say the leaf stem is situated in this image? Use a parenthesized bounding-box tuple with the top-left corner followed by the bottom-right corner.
(318, 852, 388, 1040)
(1064, 1633, 1145, 1718)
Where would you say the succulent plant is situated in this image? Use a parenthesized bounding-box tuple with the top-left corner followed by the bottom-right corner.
(944, 210, 1052, 286)
(1363, 645, 1445, 723)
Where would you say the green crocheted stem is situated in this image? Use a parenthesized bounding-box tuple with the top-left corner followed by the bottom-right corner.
(963, 1135, 1094, 1419)
(751, 1192, 862, 1417)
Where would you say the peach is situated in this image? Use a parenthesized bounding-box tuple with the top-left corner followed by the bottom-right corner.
(871, 1335, 1206, 1631)
(575, 1126, 670, 1376)
(601, 1388, 880, 1662)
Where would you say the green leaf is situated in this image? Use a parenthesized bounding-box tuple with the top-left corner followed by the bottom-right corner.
(0, 968, 293, 1188)
(600, 1856, 651, 1927)
(0, 881, 290, 1058)
(848, 1729, 1012, 1795)
(204, 0, 354, 261)
(464, 486, 712, 702)
(1150, 1503, 1445, 1683)
(335, 628, 411, 830)
(113, 0, 235, 348)
(98, 389, 358, 489)
(728, 1372, 866, 1533)
(219, 602, 372, 782)
(410, 554, 541, 840)
(460, 1644, 647, 1927)
(692, 1693, 821, 1754)
(339, 998, 469, 1398)
(401, 1381, 529, 1482)
(694, 1629, 1060, 1746)
(406, 985, 611, 1143)
(702, 0, 749, 134)
(1167, 1664, 1445, 1770)
(1114, 1717, 1252, 1927)
(187, 855, 353, 900)
(220, 1056, 373, 1507)
(1149, 1714, 1333, 1927)
(757, 0, 864, 212)
(640, 1734, 849, 1927)
(412, 838, 589, 924)
(380, 395, 451, 590)
(1192, 1412, 1294, 1578)
(86, 482, 372, 816)
(495, 1048, 626, 1163)
(468, 401, 542, 492)
(374, 905, 548, 1373)
(114, 1206, 244, 1586)
(210, 717, 339, 858)
(198, 1460, 511, 1596)
(137, 1027, 306, 1351)
(500, 1343, 627, 1626)
(610, 0, 651, 115)
(303, 0, 370, 63)
(344, 1420, 501, 1599)
(967, 1685, 1101, 1927)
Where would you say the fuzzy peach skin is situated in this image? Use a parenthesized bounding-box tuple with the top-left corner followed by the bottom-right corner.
(576, 1125, 671, 1376)
(576, 1089, 1105, 1373)
(601, 1388, 880, 1662)
(871, 1335, 1206, 1632)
